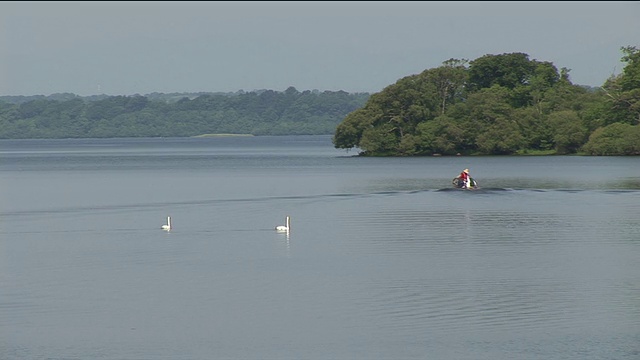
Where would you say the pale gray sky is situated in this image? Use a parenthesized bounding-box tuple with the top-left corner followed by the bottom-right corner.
(1, 1, 638, 96)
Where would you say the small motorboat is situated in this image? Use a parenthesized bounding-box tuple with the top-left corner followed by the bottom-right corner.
(452, 176, 479, 190)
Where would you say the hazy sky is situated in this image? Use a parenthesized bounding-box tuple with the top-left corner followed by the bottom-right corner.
(1, 1, 639, 96)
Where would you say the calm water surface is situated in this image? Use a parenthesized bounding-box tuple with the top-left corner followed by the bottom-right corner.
(1, 136, 639, 359)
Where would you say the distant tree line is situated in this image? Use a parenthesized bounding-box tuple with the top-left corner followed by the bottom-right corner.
(333, 46, 640, 156)
(0, 87, 369, 138)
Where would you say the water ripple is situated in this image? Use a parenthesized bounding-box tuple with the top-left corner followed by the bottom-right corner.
(353, 277, 614, 336)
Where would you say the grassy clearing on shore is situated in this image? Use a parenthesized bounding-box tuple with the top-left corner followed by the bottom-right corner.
(192, 133, 254, 138)
(515, 149, 558, 155)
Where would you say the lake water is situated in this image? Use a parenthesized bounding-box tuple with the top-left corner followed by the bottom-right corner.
(1, 135, 639, 360)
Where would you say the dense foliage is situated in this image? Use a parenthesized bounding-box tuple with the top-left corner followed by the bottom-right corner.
(333, 47, 640, 156)
(0, 87, 369, 138)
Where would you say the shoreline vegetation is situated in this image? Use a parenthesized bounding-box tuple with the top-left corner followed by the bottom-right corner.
(1, 47, 638, 156)
(0, 88, 369, 139)
(192, 133, 254, 138)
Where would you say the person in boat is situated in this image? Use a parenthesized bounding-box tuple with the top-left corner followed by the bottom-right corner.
(459, 168, 471, 189)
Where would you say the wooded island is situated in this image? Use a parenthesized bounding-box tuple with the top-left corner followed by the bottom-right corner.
(333, 46, 640, 156)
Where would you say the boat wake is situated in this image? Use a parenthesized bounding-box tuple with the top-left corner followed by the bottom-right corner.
(1, 188, 635, 220)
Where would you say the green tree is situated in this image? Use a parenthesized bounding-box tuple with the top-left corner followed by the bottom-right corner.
(548, 110, 588, 154)
(582, 123, 640, 155)
(429, 58, 468, 115)
(464, 85, 517, 153)
(358, 123, 398, 156)
(600, 46, 640, 126)
(415, 114, 465, 155)
(468, 52, 536, 91)
(513, 107, 553, 151)
(333, 107, 378, 149)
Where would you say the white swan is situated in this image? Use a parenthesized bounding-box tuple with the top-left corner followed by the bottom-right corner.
(275, 216, 290, 232)
(161, 216, 171, 231)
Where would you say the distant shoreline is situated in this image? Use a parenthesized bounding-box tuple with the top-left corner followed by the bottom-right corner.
(192, 134, 254, 138)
